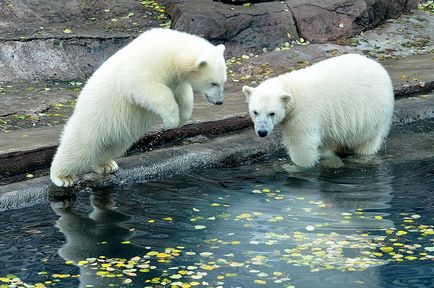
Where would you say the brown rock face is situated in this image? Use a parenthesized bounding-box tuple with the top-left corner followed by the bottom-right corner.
(162, 0, 418, 53)
(288, 0, 418, 43)
(162, 0, 299, 55)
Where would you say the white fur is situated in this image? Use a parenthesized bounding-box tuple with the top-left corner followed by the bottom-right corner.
(50, 28, 227, 187)
(243, 54, 394, 168)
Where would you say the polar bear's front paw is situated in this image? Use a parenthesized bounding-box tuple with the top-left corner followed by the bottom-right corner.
(320, 155, 344, 168)
(282, 163, 304, 173)
(178, 111, 192, 128)
(180, 108, 193, 123)
(94, 160, 119, 174)
(51, 174, 77, 187)
(163, 115, 180, 130)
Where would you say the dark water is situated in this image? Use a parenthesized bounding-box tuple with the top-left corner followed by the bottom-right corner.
(0, 155, 433, 288)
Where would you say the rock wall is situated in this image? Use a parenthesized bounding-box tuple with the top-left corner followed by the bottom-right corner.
(0, 0, 418, 82)
(288, 0, 418, 43)
(163, 0, 418, 53)
(163, 0, 298, 55)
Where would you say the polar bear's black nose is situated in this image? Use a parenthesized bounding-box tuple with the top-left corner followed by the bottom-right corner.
(215, 101, 223, 105)
(257, 130, 268, 137)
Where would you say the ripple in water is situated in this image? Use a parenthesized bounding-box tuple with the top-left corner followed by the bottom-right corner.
(0, 155, 433, 288)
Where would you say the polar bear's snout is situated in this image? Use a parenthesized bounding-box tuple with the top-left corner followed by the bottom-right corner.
(204, 85, 224, 105)
(254, 116, 274, 138)
(257, 130, 268, 137)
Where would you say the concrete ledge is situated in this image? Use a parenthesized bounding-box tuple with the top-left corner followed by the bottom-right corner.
(393, 94, 434, 125)
(1, 119, 433, 212)
(395, 81, 434, 98)
(0, 129, 282, 211)
(0, 116, 252, 182)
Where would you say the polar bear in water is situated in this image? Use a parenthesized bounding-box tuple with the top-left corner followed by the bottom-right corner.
(243, 54, 394, 168)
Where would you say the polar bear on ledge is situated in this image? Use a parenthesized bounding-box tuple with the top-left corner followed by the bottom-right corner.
(50, 28, 227, 187)
(243, 54, 394, 168)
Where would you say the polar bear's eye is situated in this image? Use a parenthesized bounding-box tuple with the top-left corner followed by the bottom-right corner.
(211, 82, 219, 87)
(253, 110, 258, 116)
(269, 112, 275, 117)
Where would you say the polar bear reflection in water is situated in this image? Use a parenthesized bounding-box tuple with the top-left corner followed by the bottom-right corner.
(51, 158, 395, 287)
(203, 158, 396, 284)
(50, 190, 147, 288)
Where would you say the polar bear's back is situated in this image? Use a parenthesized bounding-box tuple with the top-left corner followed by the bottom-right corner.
(285, 54, 394, 148)
(116, 28, 212, 71)
(287, 54, 393, 103)
(93, 28, 212, 81)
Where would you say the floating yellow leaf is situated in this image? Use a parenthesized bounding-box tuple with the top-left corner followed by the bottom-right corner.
(52, 275, 74, 282)
(236, 213, 252, 219)
(380, 246, 393, 253)
(157, 253, 170, 258)
(77, 260, 88, 265)
(305, 225, 315, 231)
(199, 252, 213, 257)
(170, 274, 182, 279)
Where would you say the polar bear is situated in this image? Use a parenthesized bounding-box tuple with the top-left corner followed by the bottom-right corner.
(50, 28, 227, 187)
(242, 54, 394, 168)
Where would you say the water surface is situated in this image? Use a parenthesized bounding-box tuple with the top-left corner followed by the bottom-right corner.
(0, 153, 433, 288)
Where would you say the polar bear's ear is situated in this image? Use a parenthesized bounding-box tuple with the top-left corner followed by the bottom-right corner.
(194, 58, 208, 71)
(280, 93, 292, 105)
(216, 44, 225, 54)
(242, 86, 254, 103)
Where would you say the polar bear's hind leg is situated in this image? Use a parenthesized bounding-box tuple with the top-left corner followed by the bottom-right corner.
(50, 174, 77, 187)
(354, 134, 385, 155)
(93, 160, 119, 174)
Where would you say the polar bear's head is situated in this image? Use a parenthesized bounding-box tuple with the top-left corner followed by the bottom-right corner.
(242, 82, 292, 138)
(189, 44, 227, 105)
